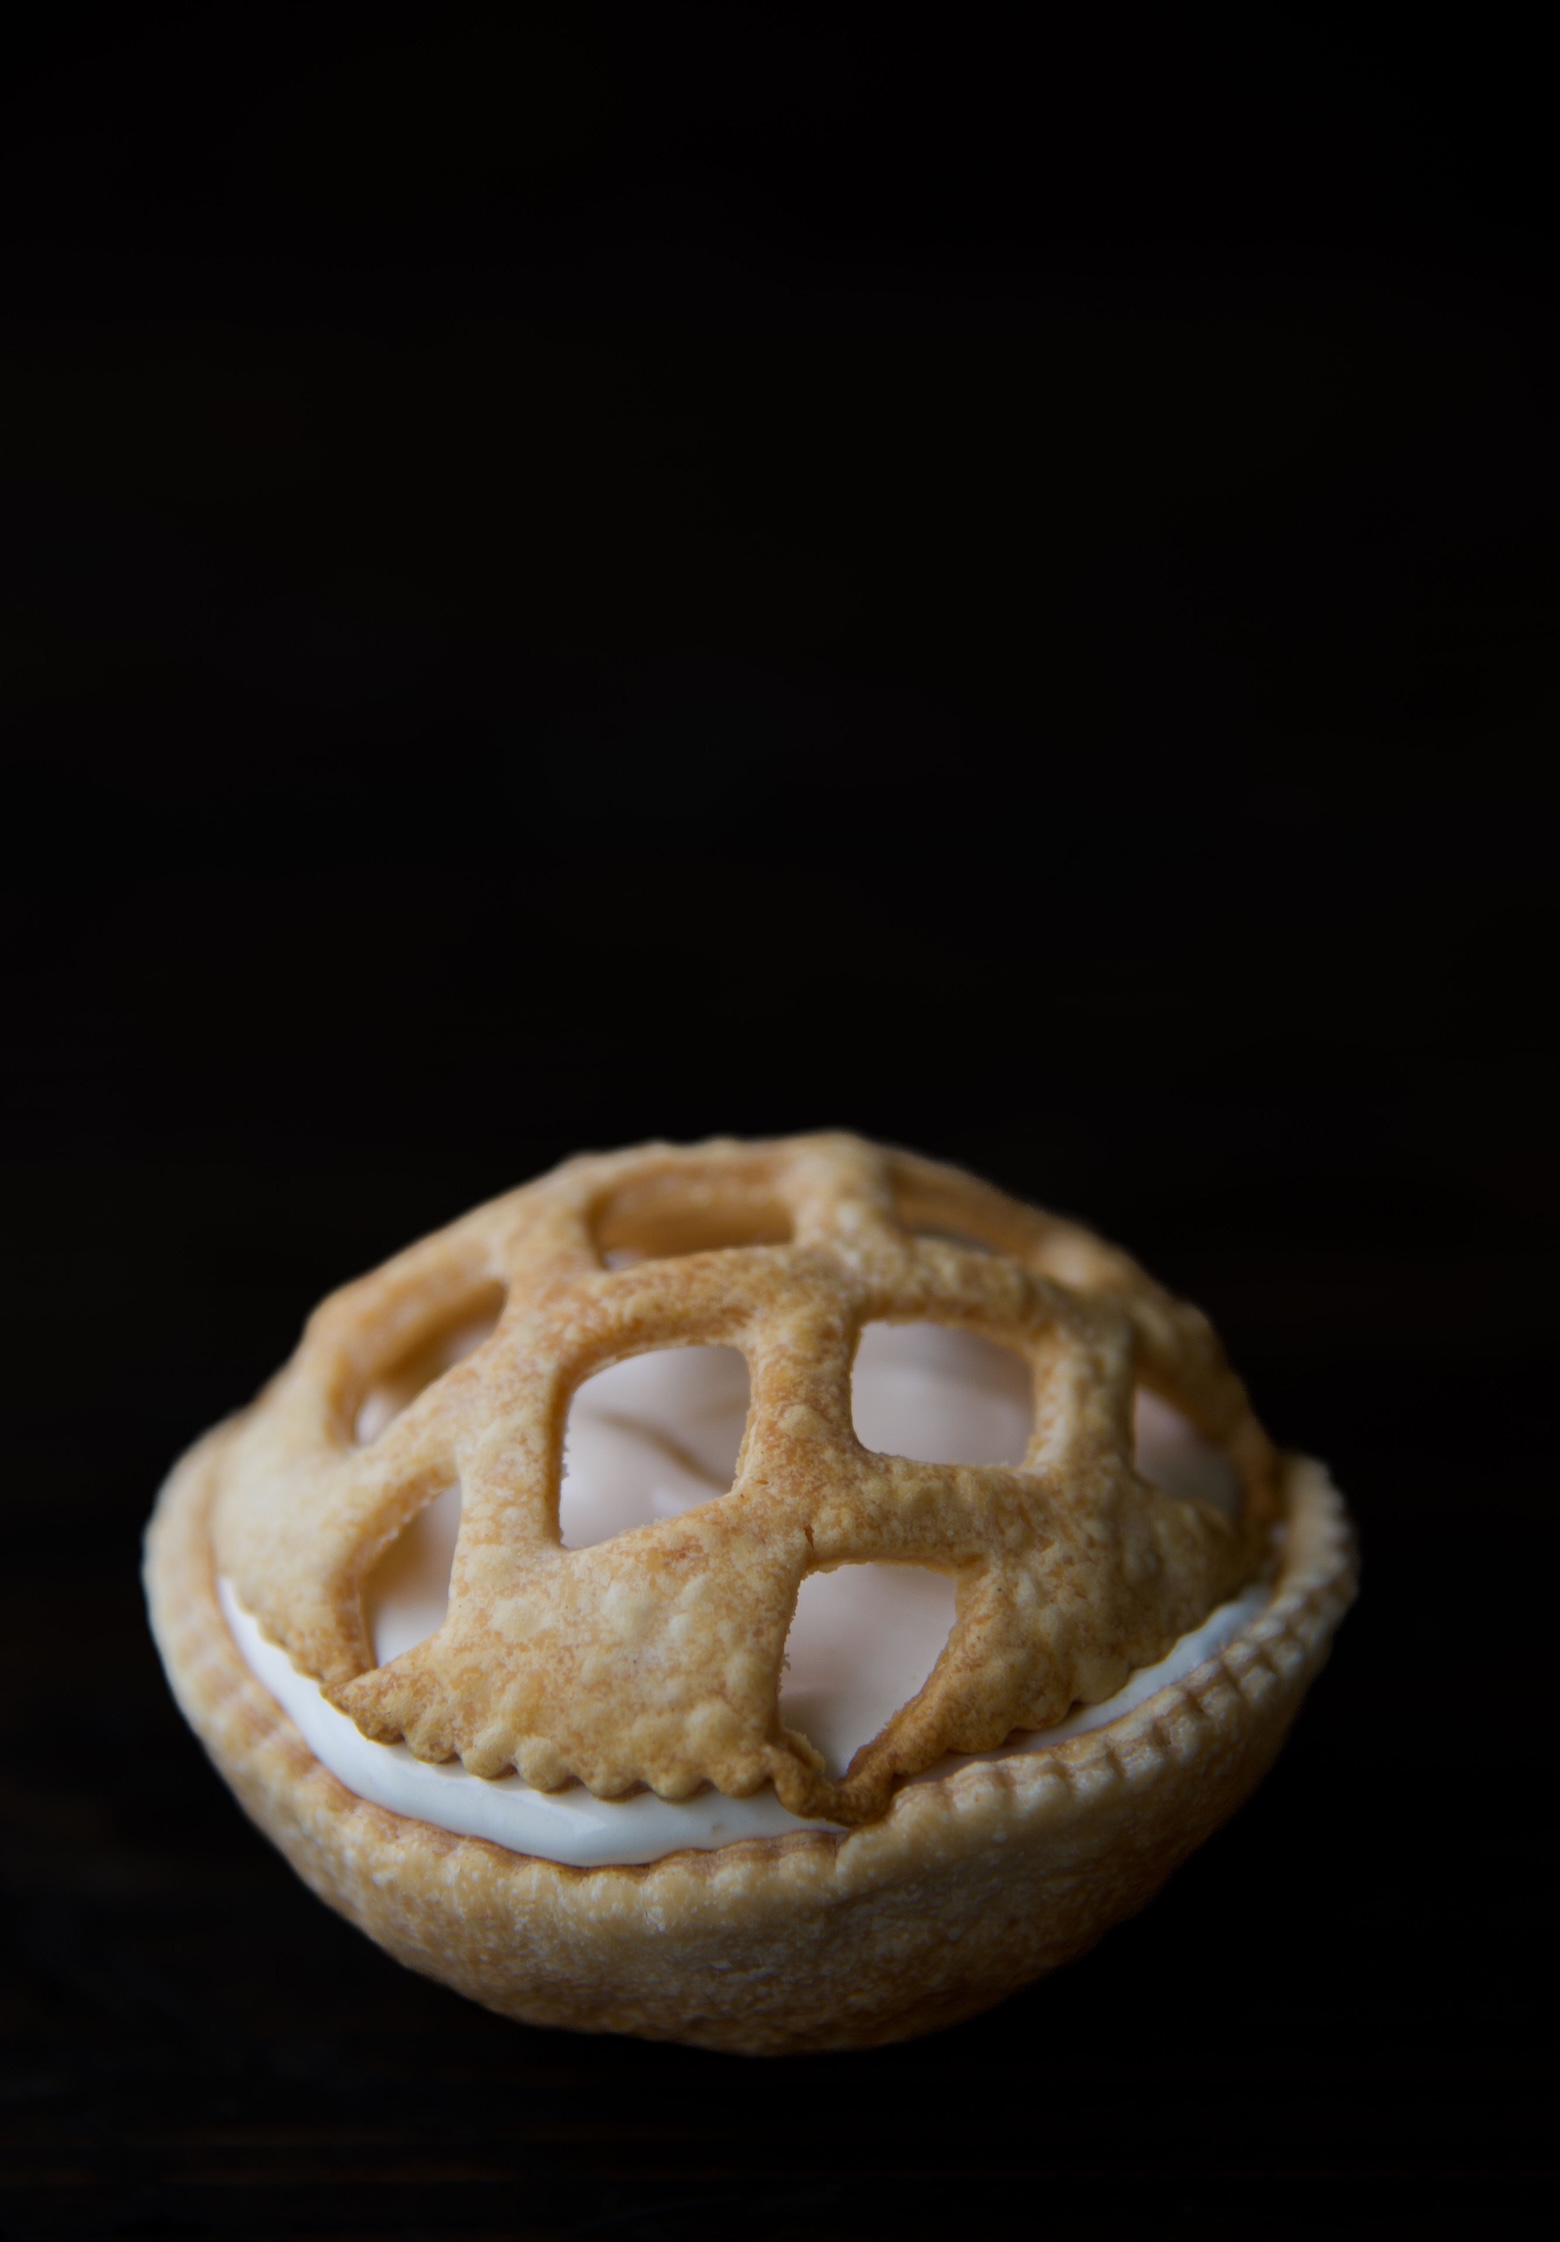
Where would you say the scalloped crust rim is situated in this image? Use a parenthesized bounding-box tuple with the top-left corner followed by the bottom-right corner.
(144, 1430, 1355, 2055)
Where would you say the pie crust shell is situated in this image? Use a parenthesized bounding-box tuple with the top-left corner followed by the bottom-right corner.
(146, 1427, 1354, 2055)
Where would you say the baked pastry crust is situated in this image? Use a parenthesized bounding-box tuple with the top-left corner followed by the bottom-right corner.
(146, 1426, 1354, 2054)
(207, 1135, 1276, 1825)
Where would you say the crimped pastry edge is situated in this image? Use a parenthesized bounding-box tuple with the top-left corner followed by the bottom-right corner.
(145, 1427, 1355, 2054)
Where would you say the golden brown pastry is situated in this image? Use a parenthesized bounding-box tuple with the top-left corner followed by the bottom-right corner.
(145, 1134, 1355, 2052)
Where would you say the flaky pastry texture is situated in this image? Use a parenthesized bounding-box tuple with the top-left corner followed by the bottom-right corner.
(148, 1436, 1354, 2054)
(211, 1134, 1276, 1826)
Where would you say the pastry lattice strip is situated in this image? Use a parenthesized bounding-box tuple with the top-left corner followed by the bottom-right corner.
(213, 1135, 1274, 1825)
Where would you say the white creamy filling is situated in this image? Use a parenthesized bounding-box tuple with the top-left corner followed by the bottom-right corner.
(222, 1323, 1267, 1869)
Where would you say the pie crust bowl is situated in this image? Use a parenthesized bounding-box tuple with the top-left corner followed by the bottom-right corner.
(145, 1426, 1354, 2056)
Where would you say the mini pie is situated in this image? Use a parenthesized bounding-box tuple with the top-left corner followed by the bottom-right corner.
(144, 1134, 1356, 2053)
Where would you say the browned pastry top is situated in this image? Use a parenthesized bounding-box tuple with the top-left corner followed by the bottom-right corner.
(213, 1134, 1274, 1825)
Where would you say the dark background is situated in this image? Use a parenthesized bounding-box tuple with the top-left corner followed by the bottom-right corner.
(3, 8, 1556, 2236)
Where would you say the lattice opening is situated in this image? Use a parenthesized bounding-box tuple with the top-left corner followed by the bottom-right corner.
(1134, 1389, 1242, 1515)
(912, 1227, 999, 1254)
(592, 1181, 792, 1266)
(558, 1345, 751, 1548)
(851, 1321, 1033, 1466)
(781, 1563, 959, 1777)
(363, 1483, 462, 1664)
(890, 1172, 1024, 1257)
(352, 1281, 505, 1445)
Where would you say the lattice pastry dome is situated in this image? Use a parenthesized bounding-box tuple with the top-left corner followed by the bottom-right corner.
(213, 1135, 1276, 1827)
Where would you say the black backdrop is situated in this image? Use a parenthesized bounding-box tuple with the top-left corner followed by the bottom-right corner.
(3, 10, 1556, 2238)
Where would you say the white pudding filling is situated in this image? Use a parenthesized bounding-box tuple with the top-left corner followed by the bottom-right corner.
(221, 1324, 1268, 1868)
